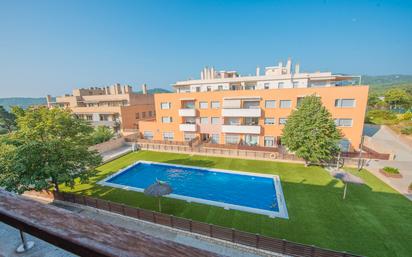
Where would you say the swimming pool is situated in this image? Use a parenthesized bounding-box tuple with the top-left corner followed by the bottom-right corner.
(99, 161, 288, 218)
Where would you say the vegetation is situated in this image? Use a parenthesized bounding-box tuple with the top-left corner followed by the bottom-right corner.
(400, 126, 412, 135)
(382, 166, 400, 174)
(409, 183, 412, 192)
(384, 88, 412, 110)
(92, 126, 115, 144)
(0, 105, 16, 133)
(282, 95, 341, 166)
(365, 109, 399, 125)
(0, 107, 101, 193)
(59, 151, 412, 257)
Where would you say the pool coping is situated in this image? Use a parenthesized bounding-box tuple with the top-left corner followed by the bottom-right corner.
(98, 160, 289, 219)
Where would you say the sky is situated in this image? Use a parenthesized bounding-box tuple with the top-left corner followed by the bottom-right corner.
(0, 0, 411, 97)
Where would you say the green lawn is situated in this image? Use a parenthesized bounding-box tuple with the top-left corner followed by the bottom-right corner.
(60, 151, 412, 257)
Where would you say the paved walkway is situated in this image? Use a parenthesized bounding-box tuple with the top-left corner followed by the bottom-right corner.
(363, 124, 412, 200)
(100, 144, 132, 162)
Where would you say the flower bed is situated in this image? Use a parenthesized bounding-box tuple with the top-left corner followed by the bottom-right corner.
(379, 167, 402, 178)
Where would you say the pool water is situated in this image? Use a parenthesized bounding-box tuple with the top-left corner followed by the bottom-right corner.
(101, 161, 288, 218)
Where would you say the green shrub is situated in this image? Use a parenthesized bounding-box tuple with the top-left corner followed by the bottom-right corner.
(383, 166, 400, 174)
(409, 183, 412, 191)
(365, 110, 399, 125)
(91, 126, 115, 144)
(400, 111, 412, 121)
(401, 126, 412, 135)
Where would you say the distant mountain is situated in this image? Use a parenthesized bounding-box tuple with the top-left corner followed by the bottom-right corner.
(0, 97, 48, 111)
(135, 88, 172, 94)
(362, 75, 412, 94)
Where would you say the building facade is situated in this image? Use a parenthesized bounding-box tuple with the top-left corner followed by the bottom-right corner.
(139, 59, 368, 151)
(48, 84, 155, 134)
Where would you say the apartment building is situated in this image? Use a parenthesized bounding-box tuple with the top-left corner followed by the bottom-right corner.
(48, 83, 155, 134)
(139, 59, 368, 151)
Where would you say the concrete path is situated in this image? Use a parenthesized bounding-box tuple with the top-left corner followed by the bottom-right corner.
(100, 144, 132, 162)
(363, 124, 412, 200)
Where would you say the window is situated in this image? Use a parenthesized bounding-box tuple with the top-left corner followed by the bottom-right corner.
(195, 87, 200, 92)
(207, 86, 212, 92)
(292, 81, 299, 88)
(335, 118, 353, 127)
(161, 116, 172, 123)
(218, 85, 223, 91)
(280, 100, 292, 108)
(339, 139, 351, 152)
(278, 82, 285, 88)
(335, 99, 355, 108)
(211, 117, 220, 125)
(148, 111, 153, 117)
(86, 115, 93, 121)
(227, 117, 240, 125)
(184, 117, 196, 124)
(244, 135, 259, 146)
(163, 132, 174, 141)
(200, 117, 208, 124)
(265, 100, 276, 108)
(199, 101, 208, 109)
(143, 131, 153, 140)
(225, 134, 240, 145)
(245, 85, 255, 90)
(211, 101, 220, 109)
(264, 83, 270, 89)
(99, 114, 109, 121)
(245, 117, 258, 125)
(279, 118, 288, 124)
(135, 113, 140, 119)
(184, 132, 196, 141)
(264, 136, 275, 147)
(142, 112, 146, 118)
(264, 118, 275, 124)
(160, 102, 171, 109)
(211, 134, 219, 144)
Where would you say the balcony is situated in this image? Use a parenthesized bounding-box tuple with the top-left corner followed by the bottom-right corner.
(221, 125, 261, 134)
(179, 124, 197, 132)
(178, 108, 197, 117)
(221, 108, 261, 117)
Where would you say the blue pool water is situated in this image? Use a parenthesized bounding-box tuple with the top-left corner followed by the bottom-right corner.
(105, 162, 282, 214)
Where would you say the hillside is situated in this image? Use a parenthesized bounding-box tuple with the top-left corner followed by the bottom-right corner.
(0, 97, 48, 111)
(362, 75, 412, 94)
(0, 88, 171, 110)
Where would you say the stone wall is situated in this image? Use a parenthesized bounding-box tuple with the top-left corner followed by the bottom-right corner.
(89, 137, 126, 153)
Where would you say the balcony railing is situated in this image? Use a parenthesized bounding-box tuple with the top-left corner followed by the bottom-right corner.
(178, 108, 197, 117)
(179, 124, 198, 132)
(221, 108, 261, 117)
(221, 125, 261, 134)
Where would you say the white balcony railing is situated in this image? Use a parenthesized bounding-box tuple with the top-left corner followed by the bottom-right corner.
(221, 125, 261, 134)
(178, 109, 197, 117)
(179, 124, 197, 132)
(221, 108, 261, 117)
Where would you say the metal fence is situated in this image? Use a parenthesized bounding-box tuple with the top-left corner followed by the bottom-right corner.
(54, 192, 361, 257)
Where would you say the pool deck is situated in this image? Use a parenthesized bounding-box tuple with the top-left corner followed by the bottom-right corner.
(98, 160, 289, 219)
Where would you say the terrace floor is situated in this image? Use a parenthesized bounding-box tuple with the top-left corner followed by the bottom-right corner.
(60, 150, 412, 257)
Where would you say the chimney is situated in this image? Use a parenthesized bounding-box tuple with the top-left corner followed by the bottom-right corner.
(142, 83, 148, 94)
(295, 63, 300, 74)
(46, 95, 52, 108)
(211, 67, 215, 79)
(286, 58, 292, 74)
(200, 70, 204, 80)
(256, 66, 260, 76)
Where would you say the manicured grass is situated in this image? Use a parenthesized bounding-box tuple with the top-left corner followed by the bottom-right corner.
(60, 151, 412, 257)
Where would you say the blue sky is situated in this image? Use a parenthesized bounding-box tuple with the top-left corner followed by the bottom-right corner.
(0, 0, 411, 97)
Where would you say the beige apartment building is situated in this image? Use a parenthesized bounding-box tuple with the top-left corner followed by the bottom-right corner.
(48, 83, 155, 134)
(139, 59, 368, 151)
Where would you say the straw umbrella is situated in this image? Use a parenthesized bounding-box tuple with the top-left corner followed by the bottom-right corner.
(144, 180, 172, 212)
(331, 171, 364, 199)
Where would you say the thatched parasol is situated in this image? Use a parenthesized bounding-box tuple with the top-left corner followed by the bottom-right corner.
(331, 171, 364, 199)
(144, 180, 172, 212)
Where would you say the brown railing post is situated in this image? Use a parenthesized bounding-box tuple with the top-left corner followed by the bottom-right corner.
(231, 228, 235, 242)
(256, 234, 260, 248)
(209, 224, 213, 237)
(82, 195, 86, 205)
(170, 215, 174, 228)
(152, 211, 156, 223)
(122, 204, 126, 215)
(136, 208, 140, 219)
(95, 198, 98, 209)
(189, 220, 193, 232)
(108, 202, 112, 212)
(282, 239, 286, 253)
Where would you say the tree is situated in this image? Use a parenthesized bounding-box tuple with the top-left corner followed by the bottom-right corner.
(281, 95, 342, 166)
(384, 88, 411, 109)
(0, 105, 16, 133)
(0, 107, 102, 193)
(92, 126, 115, 144)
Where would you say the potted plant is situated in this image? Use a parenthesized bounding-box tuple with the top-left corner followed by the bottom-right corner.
(379, 166, 402, 178)
(408, 183, 412, 194)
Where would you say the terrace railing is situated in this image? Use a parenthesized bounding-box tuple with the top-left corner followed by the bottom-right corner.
(51, 191, 362, 257)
